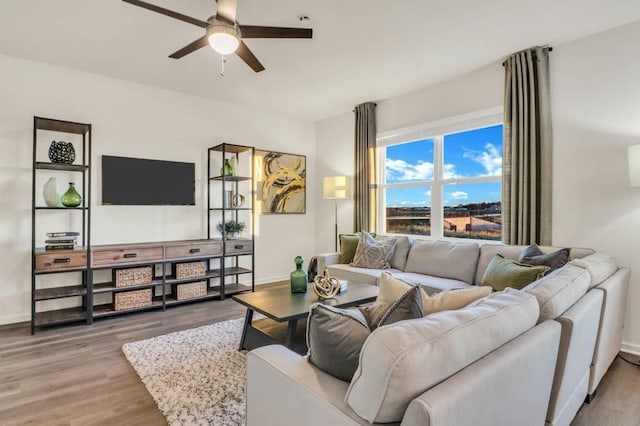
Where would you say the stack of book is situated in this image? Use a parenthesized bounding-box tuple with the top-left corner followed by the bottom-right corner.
(45, 231, 79, 250)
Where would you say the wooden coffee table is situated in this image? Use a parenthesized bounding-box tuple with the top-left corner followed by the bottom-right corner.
(233, 282, 378, 353)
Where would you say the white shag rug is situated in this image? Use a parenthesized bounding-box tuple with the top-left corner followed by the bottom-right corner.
(122, 318, 247, 426)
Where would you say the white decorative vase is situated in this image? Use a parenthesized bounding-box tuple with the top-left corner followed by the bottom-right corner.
(43, 177, 61, 207)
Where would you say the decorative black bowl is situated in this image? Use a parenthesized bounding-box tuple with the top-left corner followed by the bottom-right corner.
(48, 141, 75, 164)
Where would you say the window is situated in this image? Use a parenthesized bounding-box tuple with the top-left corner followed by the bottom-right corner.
(377, 110, 503, 241)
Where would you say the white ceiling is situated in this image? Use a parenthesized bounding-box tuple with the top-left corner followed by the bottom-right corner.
(1, 1, 640, 122)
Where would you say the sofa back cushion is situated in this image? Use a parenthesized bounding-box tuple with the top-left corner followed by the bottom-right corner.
(523, 264, 590, 322)
(404, 240, 479, 283)
(376, 235, 412, 270)
(474, 244, 595, 284)
(569, 252, 618, 289)
(345, 288, 539, 423)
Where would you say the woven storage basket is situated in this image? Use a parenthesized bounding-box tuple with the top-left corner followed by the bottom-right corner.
(113, 266, 152, 288)
(176, 281, 207, 300)
(113, 289, 152, 311)
(176, 261, 206, 280)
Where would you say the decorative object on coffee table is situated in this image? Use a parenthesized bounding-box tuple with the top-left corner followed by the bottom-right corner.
(255, 149, 306, 214)
(312, 270, 340, 299)
(290, 256, 308, 293)
(61, 182, 82, 207)
(216, 220, 245, 239)
(42, 176, 61, 207)
(48, 140, 75, 164)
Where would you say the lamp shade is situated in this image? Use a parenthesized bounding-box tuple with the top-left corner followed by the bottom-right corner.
(323, 176, 350, 199)
(629, 145, 640, 187)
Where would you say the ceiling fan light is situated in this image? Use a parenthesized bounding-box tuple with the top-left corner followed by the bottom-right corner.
(208, 21, 241, 55)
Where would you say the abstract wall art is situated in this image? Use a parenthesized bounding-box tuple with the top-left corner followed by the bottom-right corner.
(255, 150, 306, 214)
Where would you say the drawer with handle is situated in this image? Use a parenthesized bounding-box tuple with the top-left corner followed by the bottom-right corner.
(35, 251, 87, 272)
(92, 246, 164, 266)
(165, 241, 222, 260)
(225, 240, 253, 255)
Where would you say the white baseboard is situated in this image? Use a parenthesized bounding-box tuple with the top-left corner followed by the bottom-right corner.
(0, 313, 29, 326)
(621, 341, 640, 356)
(255, 275, 288, 285)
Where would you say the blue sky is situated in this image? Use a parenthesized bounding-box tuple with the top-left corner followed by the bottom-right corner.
(385, 125, 502, 207)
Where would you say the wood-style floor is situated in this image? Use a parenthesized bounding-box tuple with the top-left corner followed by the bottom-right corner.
(1, 285, 639, 425)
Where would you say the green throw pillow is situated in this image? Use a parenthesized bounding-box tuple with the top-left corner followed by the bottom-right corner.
(481, 254, 550, 291)
(338, 232, 376, 264)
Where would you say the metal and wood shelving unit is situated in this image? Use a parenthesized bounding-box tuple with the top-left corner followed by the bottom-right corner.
(31, 117, 92, 334)
(207, 143, 255, 300)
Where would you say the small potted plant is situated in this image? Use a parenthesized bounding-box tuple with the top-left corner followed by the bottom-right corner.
(217, 220, 246, 239)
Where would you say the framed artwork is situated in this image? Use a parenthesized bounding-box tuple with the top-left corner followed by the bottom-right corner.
(255, 149, 306, 214)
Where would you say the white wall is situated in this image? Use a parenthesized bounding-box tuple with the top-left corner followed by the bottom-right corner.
(0, 54, 316, 325)
(314, 20, 640, 352)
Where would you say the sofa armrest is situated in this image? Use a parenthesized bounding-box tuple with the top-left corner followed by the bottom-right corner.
(316, 252, 341, 275)
(589, 267, 631, 394)
(401, 321, 561, 426)
(246, 345, 374, 426)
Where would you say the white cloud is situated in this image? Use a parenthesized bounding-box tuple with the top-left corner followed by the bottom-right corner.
(450, 191, 468, 200)
(442, 163, 461, 180)
(463, 143, 502, 176)
(425, 190, 432, 197)
(386, 158, 434, 181)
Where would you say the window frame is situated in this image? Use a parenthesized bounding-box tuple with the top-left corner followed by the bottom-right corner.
(377, 107, 503, 241)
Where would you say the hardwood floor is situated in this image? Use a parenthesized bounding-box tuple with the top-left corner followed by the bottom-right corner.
(1, 288, 639, 425)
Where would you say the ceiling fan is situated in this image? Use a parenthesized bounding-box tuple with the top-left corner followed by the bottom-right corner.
(122, 0, 313, 73)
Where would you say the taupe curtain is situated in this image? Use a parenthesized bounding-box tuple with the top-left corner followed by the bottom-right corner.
(502, 46, 553, 245)
(354, 102, 377, 232)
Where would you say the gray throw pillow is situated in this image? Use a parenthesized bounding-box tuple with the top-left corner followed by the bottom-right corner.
(359, 285, 424, 330)
(307, 304, 371, 381)
(351, 231, 397, 269)
(519, 244, 570, 272)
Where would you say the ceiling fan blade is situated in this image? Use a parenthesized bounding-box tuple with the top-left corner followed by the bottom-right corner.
(122, 0, 208, 28)
(240, 26, 313, 39)
(169, 36, 209, 59)
(236, 41, 265, 73)
(216, 0, 238, 24)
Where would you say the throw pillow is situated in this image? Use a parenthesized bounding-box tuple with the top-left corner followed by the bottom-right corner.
(339, 234, 360, 264)
(518, 244, 570, 272)
(360, 284, 423, 330)
(481, 254, 550, 291)
(306, 304, 371, 382)
(422, 286, 492, 316)
(350, 231, 397, 269)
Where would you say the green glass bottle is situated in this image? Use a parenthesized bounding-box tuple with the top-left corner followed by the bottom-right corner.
(290, 256, 308, 293)
(220, 159, 234, 176)
(61, 182, 82, 207)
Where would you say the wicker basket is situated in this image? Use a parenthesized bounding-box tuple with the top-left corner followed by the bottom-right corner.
(113, 266, 153, 288)
(113, 289, 152, 311)
(176, 281, 207, 300)
(176, 261, 206, 280)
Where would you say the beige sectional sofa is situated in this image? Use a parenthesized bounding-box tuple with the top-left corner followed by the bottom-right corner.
(246, 239, 630, 426)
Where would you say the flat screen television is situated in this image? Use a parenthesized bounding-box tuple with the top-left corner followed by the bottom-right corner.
(102, 155, 195, 205)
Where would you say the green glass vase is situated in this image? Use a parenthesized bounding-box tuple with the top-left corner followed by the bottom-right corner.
(220, 159, 234, 176)
(61, 182, 82, 207)
(290, 256, 308, 293)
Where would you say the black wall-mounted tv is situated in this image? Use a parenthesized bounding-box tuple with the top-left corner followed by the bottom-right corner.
(102, 155, 195, 205)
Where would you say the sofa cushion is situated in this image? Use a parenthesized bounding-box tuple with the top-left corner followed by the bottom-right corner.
(481, 254, 550, 291)
(376, 235, 411, 271)
(404, 240, 480, 283)
(569, 252, 618, 289)
(523, 265, 590, 322)
(393, 272, 472, 295)
(422, 286, 492, 316)
(306, 304, 371, 382)
(325, 264, 403, 286)
(359, 273, 425, 329)
(475, 244, 595, 284)
(351, 231, 397, 269)
(345, 289, 539, 423)
(519, 244, 570, 272)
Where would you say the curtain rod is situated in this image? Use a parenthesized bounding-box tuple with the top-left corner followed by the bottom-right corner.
(352, 102, 378, 112)
(502, 46, 553, 67)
